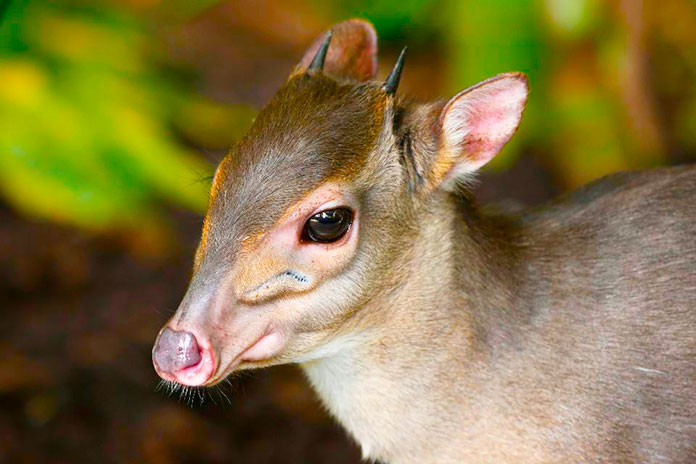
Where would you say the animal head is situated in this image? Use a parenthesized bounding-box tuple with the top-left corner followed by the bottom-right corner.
(152, 19, 528, 387)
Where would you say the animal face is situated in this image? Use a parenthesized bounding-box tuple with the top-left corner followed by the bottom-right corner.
(152, 19, 528, 387)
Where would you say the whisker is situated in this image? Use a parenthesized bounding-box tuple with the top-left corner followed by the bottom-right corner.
(207, 388, 219, 406)
(155, 379, 166, 392)
(178, 385, 188, 403)
(153, 307, 177, 317)
(185, 163, 216, 188)
(217, 385, 232, 406)
(155, 377, 235, 409)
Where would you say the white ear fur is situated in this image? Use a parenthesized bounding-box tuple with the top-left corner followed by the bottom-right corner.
(437, 72, 528, 190)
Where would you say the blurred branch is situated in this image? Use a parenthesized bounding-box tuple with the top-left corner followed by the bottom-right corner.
(618, 0, 666, 159)
(0, 0, 11, 25)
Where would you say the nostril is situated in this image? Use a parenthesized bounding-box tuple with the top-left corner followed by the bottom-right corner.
(153, 328, 201, 375)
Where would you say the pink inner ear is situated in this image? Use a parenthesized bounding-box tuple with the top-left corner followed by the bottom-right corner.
(441, 73, 528, 172)
(296, 19, 378, 81)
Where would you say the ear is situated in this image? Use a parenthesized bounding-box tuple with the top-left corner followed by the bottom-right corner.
(431, 72, 529, 191)
(293, 19, 378, 82)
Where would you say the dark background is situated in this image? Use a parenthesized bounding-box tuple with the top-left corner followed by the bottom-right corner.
(1, 0, 695, 462)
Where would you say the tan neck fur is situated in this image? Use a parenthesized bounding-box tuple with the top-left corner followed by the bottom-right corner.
(302, 195, 542, 463)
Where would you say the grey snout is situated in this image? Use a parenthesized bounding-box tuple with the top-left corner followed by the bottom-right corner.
(152, 328, 201, 375)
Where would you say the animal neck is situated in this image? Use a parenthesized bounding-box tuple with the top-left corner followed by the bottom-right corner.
(302, 193, 528, 462)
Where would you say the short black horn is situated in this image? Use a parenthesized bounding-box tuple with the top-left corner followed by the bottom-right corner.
(383, 46, 407, 95)
(308, 30, 333, 72)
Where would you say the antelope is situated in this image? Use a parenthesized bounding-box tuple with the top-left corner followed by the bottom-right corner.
(152, 19, 696, 463)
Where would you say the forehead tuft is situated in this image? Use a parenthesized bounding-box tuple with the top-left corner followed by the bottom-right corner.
(238, 74, 385, 177)
(202, 74, 386, 260)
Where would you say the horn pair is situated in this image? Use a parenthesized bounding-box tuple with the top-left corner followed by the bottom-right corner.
(308, 30, 407, 96)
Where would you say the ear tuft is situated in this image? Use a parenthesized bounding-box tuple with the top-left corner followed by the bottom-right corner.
(295, 19, 378, 82)
(435, 72, 528, 190)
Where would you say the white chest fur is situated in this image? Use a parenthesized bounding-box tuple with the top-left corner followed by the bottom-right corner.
(301, 335, 449, 463)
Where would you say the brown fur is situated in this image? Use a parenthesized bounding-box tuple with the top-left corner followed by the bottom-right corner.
(164, 21, 696, 463)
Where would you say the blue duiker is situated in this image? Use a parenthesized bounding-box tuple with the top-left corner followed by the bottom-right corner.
(153, 19, 696, 463)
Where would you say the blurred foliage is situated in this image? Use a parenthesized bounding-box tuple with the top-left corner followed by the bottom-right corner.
(1, 2, 695, 463)
(1, 0, 695, 247)
(334, 0, 695, 183)
(0, 0, 245, 252)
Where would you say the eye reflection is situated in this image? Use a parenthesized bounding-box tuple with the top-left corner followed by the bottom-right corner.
(302, 208, 352, 243)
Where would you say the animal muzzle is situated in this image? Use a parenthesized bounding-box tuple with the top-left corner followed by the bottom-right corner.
(152, 327, 215, 386)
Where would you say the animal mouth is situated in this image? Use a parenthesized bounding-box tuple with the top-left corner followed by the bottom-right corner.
(204, 327, 287, 386)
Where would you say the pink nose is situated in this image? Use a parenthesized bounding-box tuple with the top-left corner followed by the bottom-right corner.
(152, 328, 201, 375)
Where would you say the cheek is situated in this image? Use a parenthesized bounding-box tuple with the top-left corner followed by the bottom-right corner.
(233, 246, 293, 294)
(231, 215, 360, 298)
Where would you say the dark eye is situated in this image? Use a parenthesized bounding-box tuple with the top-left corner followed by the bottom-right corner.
(303, 208, 352, 243)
